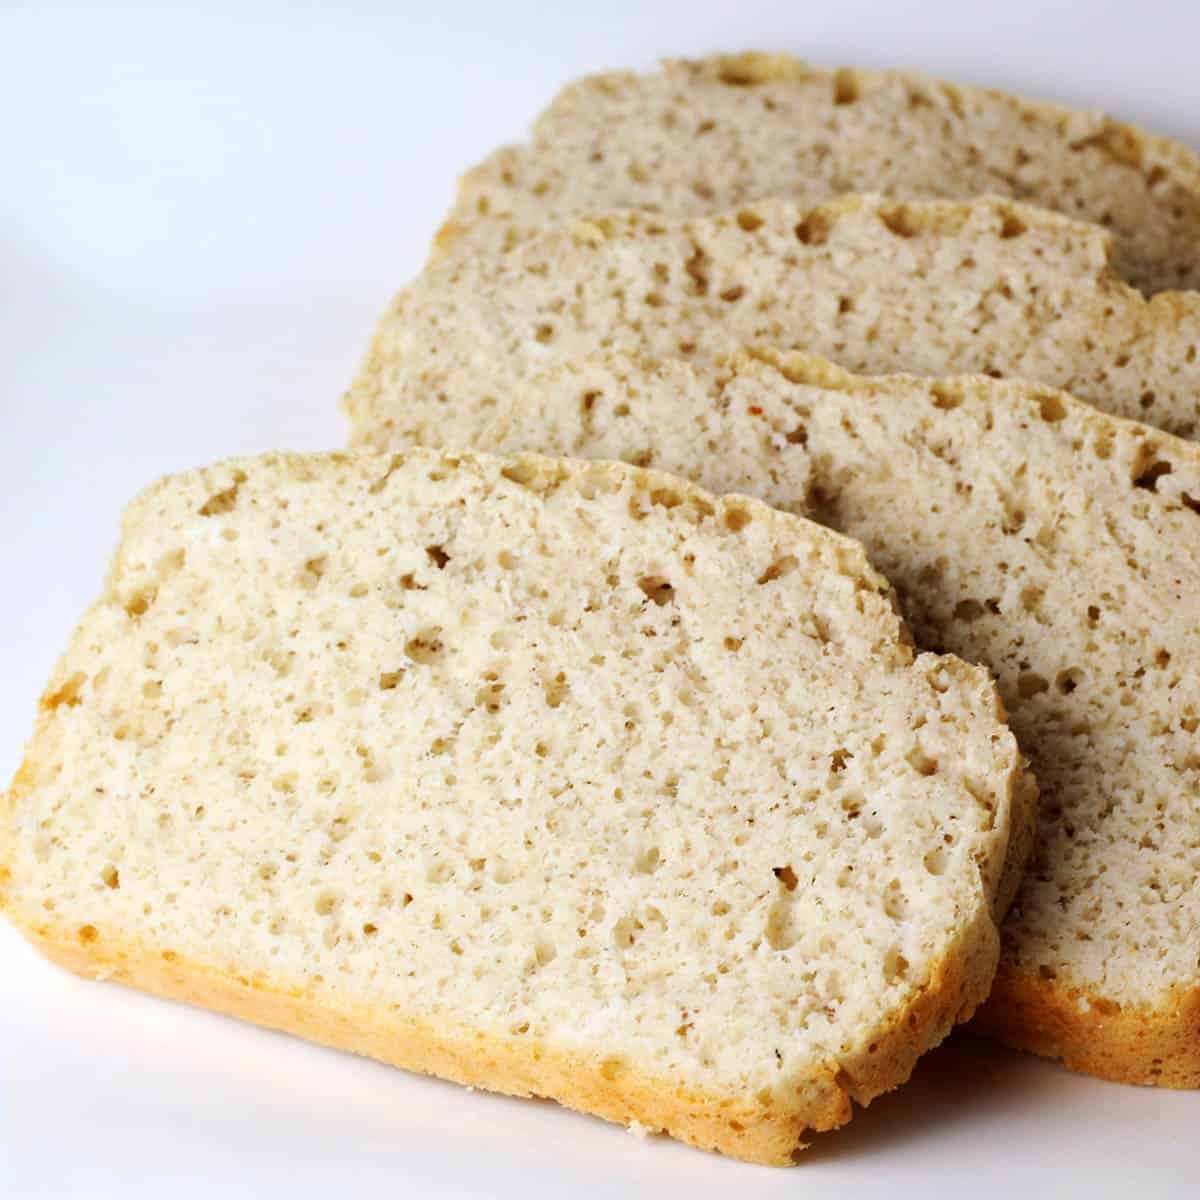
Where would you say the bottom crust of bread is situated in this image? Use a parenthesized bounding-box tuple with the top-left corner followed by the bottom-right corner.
(977, 963, 1200, 1088)
(9, 910, 998, 1165)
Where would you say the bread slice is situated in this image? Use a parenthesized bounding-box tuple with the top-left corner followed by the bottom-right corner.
(439, 52, 1200, 293)
(369, 352, 1200, 1087)
(346, 194, 1200, 449)
(0, 448, 1030, 1164)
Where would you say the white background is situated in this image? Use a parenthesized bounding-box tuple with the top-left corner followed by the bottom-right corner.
(2, 1, 1198, 1195)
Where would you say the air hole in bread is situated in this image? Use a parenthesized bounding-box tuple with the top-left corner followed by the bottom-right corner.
(1056, 668, 1084, 695)
(684, 246, 710, 295)
(1017, 671, 1050, 698)
(714, 58, 758, 85)
(773, 865, 799, 891)
(649, 487, 683, 509)
(1132, 457, 1173, 491)
(883, 950, 910, 983)
(724, 505, 752, 532)
(633, 846, 661, 874)
(880, 205, 918, 238)
(920, 847, 946, 879)
(1038, 394, 1067, 423)
(793, 212, 832, 246)
(764, 901, 799, 951)
(123, 590, 155, 619)
(1000, 213, 1027, 239)
(883, 886, 910, 921)
(198, 472, 246, 516)
(613, 915, 643, 950)
(500, 461, 543, 490)
(953, 598, 986, 622)
(832, 69, 861, 105)
(300, 556, 327, 588)
(475, 680, 506, 713)
(542, 672, 569, 708)
(931, 383, 963, 411)
(906, 746, 938, 776)
(405, 629, 445, 665)
(638, 576, 675, 606)
(757, 556, 798, 585)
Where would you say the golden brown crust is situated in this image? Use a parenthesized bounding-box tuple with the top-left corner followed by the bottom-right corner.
(4, 895, 999, 1165)
(1, 605, 1014, 1162)
(2, 666, 1008, 1162)
(977, 963, 1200, 1088)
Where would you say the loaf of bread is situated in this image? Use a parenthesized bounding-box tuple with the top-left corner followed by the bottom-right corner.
(345, 194, 1200, 448)
(439, 52, 1200, 293)
(368, 351, 1200, 1087)
(0, 448, 1031, 1164)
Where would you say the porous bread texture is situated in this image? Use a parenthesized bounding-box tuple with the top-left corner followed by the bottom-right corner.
(367, 352, 1200, 1087)
(346, 194, 1200, 448)
(0, 448, 1028, 1164)
(440, 51, 1200, 293)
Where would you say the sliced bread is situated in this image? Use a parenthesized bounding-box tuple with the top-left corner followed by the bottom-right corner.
(0, 448, 1030, 1164)
(440, 52, 1200, 293)
(345, 194, 1200, 448)
(371, 352, 1200, 1087)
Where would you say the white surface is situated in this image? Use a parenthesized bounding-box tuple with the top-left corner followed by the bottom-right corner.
(2, 2, 1198, 1196)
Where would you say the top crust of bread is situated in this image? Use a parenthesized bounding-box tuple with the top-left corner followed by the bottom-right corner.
(1, 448, 1029, 1163)
(440, 52, 1200, 293)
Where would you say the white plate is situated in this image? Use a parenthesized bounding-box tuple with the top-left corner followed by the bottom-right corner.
(2, 3, 1198, 1197)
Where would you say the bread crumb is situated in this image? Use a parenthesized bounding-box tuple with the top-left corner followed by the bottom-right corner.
(441, 53, 1200, 293)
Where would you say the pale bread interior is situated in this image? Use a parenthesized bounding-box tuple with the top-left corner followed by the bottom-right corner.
(366, 353, 1200, 1020)
(348, 194, 1200, 448)
(1, 448, 1027, 1158)
(443, 52, 1200, 293)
